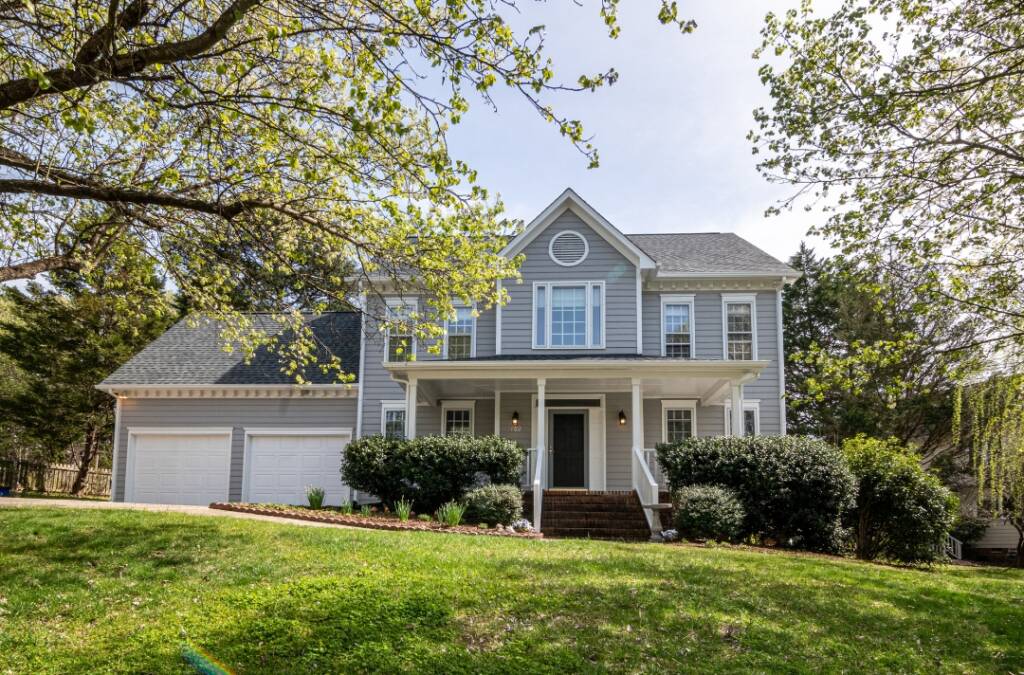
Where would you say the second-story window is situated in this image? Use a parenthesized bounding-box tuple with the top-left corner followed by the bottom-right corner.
(385, 299, 415, 362)
(722, 294, 756, 360)
(533, 282, 604, 349)
(661, 295, 694, 358)
(445, 306, 474, 359)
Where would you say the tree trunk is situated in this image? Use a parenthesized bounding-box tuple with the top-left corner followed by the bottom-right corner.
(71, 425, 99, 496)
(855, 509, 873, 559)
(1013, 519, 1024, 569)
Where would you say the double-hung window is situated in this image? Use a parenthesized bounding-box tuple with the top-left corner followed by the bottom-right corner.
(385, 298, 416, 362)
(725, 402, 759, 437)
(662, 401, 697, 443)
(381, 402, 407, 439)
(533, 281, 604, 349)
(445, 305, 475, 360)
(442, 401, 475, 436)
(661, 295, 695, 358)
(722, 294, 756, 360)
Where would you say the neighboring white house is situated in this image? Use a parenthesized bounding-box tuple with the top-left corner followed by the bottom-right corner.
(97, 189, 798, 538)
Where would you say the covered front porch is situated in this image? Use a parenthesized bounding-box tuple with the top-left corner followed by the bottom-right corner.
(384, 358, 768, 536)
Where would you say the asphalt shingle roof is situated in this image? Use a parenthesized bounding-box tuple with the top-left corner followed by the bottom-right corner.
(101, 312, 362, 386)
(627, 233, 797, 276)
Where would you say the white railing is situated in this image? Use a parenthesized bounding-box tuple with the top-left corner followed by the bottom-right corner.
(946, 534, 963, 560)
(532, 447, 545, 533)
(520, 448, 535, 490)
(642, 448, 664, 486)
(632, 446, 660, 536)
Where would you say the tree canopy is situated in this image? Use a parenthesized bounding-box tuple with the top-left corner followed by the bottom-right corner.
(783, 243, 982, 453)
(0, 0, 693, 377)
(754, 0, 1024, 363)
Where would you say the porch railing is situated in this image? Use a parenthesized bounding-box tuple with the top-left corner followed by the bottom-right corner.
(632, 447, 659, 536)
(642, 448, 665, 487)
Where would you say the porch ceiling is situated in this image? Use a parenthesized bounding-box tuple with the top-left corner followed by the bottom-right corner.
(384, 358, 769, 407)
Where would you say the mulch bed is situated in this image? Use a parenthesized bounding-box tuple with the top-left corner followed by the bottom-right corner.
(209, 502, 543, 539)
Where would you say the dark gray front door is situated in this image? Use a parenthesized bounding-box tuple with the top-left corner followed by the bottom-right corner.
(551, 413, 585, 488)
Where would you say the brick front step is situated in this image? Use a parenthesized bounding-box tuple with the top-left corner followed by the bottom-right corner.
(523, 490, 654, 541)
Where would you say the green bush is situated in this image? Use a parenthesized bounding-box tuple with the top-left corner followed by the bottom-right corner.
(435, 501, 465, 527)
(462, 484, 523, 525)
(656, 435, 856, 552)
(672, 485, 745, 542)
(951, 514, 991, 546)
(342, 434, 523, 513)
(843, 436, 957, 563)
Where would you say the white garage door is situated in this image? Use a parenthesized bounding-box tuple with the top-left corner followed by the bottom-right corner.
(128, 431, 232, 505)
(244, 431, 351, 506)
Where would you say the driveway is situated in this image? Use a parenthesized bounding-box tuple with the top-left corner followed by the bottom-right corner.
(0, 497, 354, 529)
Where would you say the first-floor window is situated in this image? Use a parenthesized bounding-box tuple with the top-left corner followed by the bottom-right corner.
(444, 408, 473, 435)
(383, 405, 407, 439)
(664, 408, 694, 443)
(725, 406, 759, 437)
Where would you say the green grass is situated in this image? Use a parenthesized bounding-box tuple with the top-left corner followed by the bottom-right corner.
(1, 509, 1022, 674)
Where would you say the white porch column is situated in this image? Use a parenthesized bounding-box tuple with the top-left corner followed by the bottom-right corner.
(631, 378, 643, 452)
(536, 376, 544, 483)
(494, 390, 502, 437)
(405, 377, 418, 439)
(730, 382, 744, 437)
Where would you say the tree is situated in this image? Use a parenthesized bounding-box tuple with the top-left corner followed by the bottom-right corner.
(842, 435, 957, 564)
(0, 0, 693, 377)
(954, 374, 1024, 566)
(0, 249, 175, 493)
(783, 244, 982, 453)
(754, 0, 1024, 363)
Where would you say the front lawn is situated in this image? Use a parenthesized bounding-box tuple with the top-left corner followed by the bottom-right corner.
(1, 509, 1022, 673)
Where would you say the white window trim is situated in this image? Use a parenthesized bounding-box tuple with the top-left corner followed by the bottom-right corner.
(442, 302, 477, 359)
(661, 399, 698, 443)
(548, 230, 590, 267)
(532, 280, 606, 349)
(721, 293, 758, 360)
(380, 401, 407, 436)
(660, 294, 696, 358)
(441, 399, 476, 436)
(723, 399, 760, 437)
(385, 297, 418, 362)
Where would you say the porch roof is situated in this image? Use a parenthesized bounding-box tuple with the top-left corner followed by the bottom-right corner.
(384, 357, 769, 405)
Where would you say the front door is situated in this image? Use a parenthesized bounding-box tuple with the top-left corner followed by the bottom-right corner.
(551, 413, 586, 488)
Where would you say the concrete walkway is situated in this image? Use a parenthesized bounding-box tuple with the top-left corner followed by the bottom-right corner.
(0, 497, 354, 530)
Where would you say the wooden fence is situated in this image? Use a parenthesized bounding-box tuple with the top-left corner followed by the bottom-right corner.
(0, 460, 111, 498)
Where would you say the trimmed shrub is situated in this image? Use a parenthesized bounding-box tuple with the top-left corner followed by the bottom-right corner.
(341, 434, 523, 513)
(673, 485, 745, 542)
(843, 436, 957, 563)
(657, 435, 856, 552)
(463, 484, 523, 525)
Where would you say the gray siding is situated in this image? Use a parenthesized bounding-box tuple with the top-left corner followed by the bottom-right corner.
(501, 210, 638, 354)
(642, 291, 727, 359)
(360, 321, 407, 438)
(744, 291, 782, 435)
(115, 397, 358, 501)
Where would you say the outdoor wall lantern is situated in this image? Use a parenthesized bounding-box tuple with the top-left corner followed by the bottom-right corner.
(618, 410, 627, 426)
(511, 411, 520, 429)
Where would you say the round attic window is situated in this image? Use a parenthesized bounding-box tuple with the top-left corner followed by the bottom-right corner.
(548, 230, 589, 267)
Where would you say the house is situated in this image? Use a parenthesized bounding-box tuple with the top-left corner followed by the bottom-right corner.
(98, 189, 798, 538)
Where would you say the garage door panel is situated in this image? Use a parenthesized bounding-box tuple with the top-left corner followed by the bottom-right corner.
(246, 434, 350, 506)
(130, 433, 231, 506)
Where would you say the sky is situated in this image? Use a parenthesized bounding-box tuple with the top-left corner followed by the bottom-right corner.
(445, 0, 833, 264)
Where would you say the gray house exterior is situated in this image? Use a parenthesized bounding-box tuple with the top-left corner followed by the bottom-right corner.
(99, 189, 797, 534)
